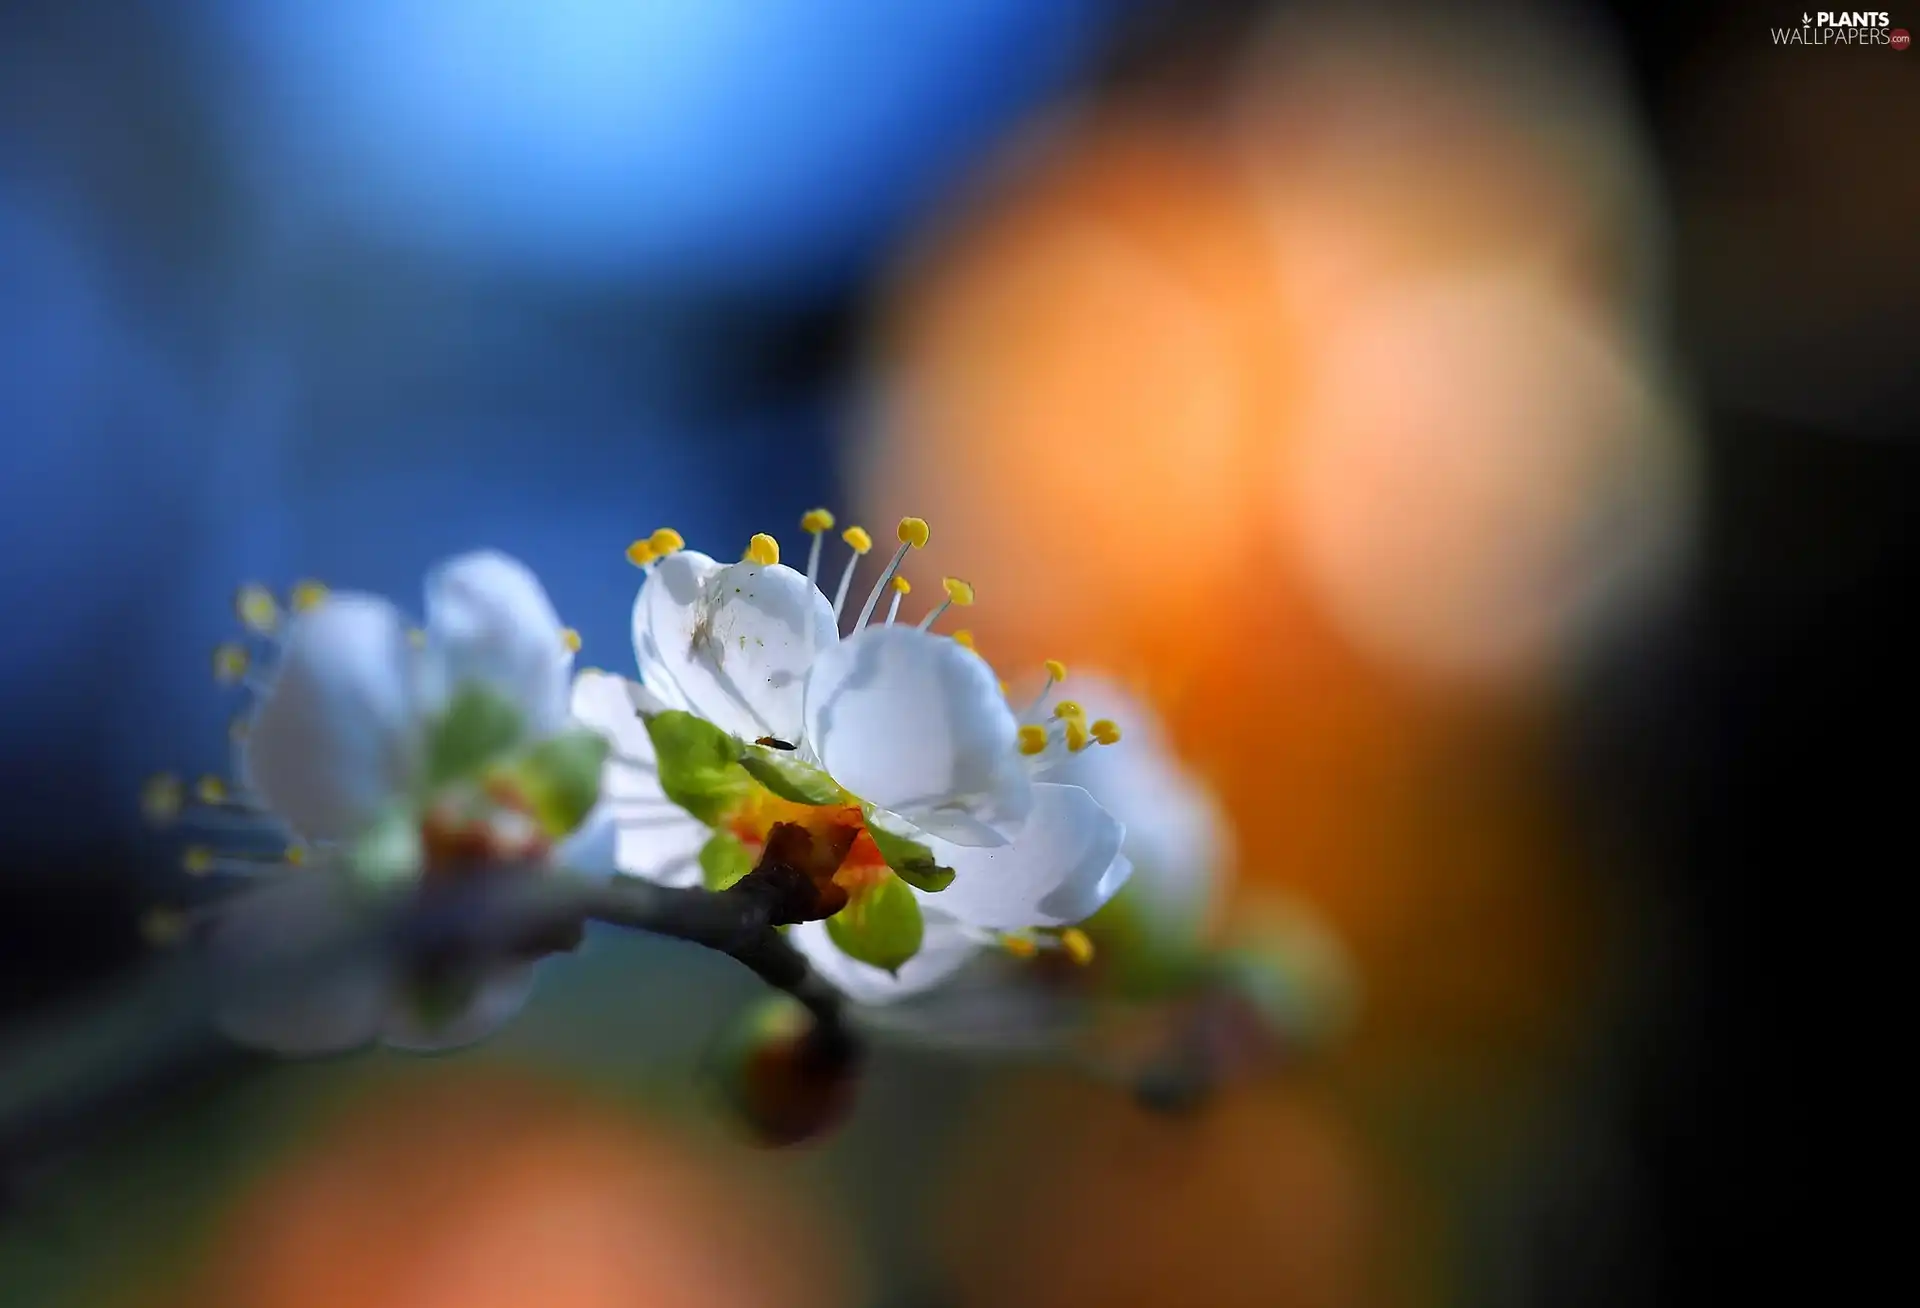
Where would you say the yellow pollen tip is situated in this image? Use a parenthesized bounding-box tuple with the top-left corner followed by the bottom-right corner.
(289, 580, 329, 613)
(407, 627, 426, 649)
(625, 539, 656, 568)
(648, 527, 685, 556)
(234, 583, 279, 634)
(999, 679, 1011, 697)
(941, 577, 975, 606)
(897, 516, 931, 548)
(141, 908, 187, 948)
(1060, 928, 1096, 966)
(561, 628, 582, 653)
(1001, 934, 1038, 959)
(195, 775, 227, 805)
(801, 508, 835, 534)
(140, 773, 184, 825)
(1043, 659, 1068, 682)
(842, 526, 873, 554)
(890, 576, 911, 595)
(744, 533, 780, 566)
(1090, 718, 1122, 745)
(285, 843, 309, 867)
(952, 629, 976, 650)
(1052, 700, 1085, 721)
(213, 643, 250, 684)
(182, 846, 215, 876)
(1066, 719, 1093, 753)
(1018, 724, 1049, 756)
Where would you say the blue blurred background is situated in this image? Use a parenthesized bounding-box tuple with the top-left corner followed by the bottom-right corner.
(2, 1, 1908, 1305)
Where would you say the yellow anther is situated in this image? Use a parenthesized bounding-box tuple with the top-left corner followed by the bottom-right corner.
(890, 576, 912, 595)
(842, 526, 873, 554)
(1018, 724, 1049, 756)
(561, 627, 582, 653)
(648, 527, 685, 556)
(141, 908, 186, 948)
(1001, 934, 1038, 959)
(1043, 659, 1068, 683)
(1052, 700, 1085, 721)
(999, 679, 1011, 696)
(182, 846, 215, 876)
(1060, 927, 1096, 967)
(407, 627, 427, 649)
(141, 773, 184, 826)
(233, 584, 279, 635)
(952, 629, 976, 651)
(801, 508, 836, 534)
(941, 577, 975, 607)
(1090, 718, 1122, 746)
(213, 643, 250, 684)
(285, 843, 309, 867)
(195, 774, 227, 805)
(745, 533, 780, 566)
(896, 517, 931, 548)
(625, 539, 657, 568)
(1066, 718, 1093, 753)
(289, 580, 329, 613)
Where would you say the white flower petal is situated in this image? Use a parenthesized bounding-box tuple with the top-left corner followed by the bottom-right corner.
(804, 625, 1031, 841)
(789, 912, 980, 1005)
(570, 669, 668, 800)
(615, 815, 709, 888)
(423, 550, 572, 736)
(241, 593, 418, 842)
(381, 963, 537, 1053)
(643, 557, 837, 744)
(209, 874, 391, 1057)
(554, 806, 619, 881)
(631, 550, 720, 712)
(922, 783, 1125, 930)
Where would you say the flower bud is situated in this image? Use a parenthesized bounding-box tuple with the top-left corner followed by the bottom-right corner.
(707, 995, 863, 1147)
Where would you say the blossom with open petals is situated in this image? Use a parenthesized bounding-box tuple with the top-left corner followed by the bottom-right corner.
(151, 552, 613, 1055)
(572, 515, 1132, 1001)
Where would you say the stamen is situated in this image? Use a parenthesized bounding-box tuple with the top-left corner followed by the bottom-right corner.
(1000, 933, 1038, 959)
(234, 584, 280, 636)
(649, 528, 685, 557)
(801, 509, 835, 588)
(1044, 659, 1069, 683)
(1021, 660, 1070, 720)
(1017, 725, 1049, 756)
(195, 774, 228, 806)
(140, 908, 188, 948)
(885, 575, 910, 625)
(1059, 927, 1096, 966)
(852, 517, 930, 632)
(289, 580, 329, 614)
(213, 643, 250, 685)
(832, 526, 872, 619)
(1090, 719, 1122, 746)
(1065, 718, 1093, 753)
(561, 628, 582, 654)
(1052, 701, 1084, 721)
(952, 629, 977, 651)
(141, 773, 184, 827)
(745, 533, 780, 567)
(625, 539, 657, 569)
(916, 576, 974, 631)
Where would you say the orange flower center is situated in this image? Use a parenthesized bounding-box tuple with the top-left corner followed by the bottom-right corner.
(726, 789, 891, 894)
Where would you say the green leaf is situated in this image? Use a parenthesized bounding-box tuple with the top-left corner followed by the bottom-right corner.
(508, 728, 612, 837)
(825, 873, 925, 973)
(739, 748, 844, 806)
(644, 710, 754, 825)
(424, 683, 525, 787)
(861, 808, 956, 893)
(347, 804, 424, 889)
(699, 831, 755, 891)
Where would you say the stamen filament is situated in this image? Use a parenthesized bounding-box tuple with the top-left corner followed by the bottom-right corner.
(885, 575, 910, 626)
(853, 518, 930, 633)
(801, 508, 834, 588)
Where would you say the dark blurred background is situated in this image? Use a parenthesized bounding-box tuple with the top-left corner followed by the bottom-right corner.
(3, 1, 1904, 1304)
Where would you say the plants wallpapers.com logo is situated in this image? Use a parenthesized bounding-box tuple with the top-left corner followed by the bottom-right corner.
(1772, 11, 1911, 44)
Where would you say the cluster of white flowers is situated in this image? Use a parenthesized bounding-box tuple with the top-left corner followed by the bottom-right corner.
(154, 512, 1233, 1055)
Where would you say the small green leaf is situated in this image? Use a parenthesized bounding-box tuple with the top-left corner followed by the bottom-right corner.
(862, 808, 956, 893)
(347, 804, 424, 889)
(425, 683, 525, 787)
(825, 873, 925, 973)
(740, 748, 844, 806)
(508, 728, 611, 836)
(644, 710, 754, 825)
(699, 831, 755, 891)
